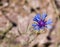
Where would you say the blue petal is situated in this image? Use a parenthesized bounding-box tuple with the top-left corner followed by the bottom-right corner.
(46, 25, 52, 29)
(41, 13, 47, 20)
(32, 24, 37, 27)
(46, 19, 52, 25)
(33, 14, 41, 22)
(34, 26, 40, 30)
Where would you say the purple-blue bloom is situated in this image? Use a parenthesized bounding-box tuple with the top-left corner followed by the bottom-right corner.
(32, 13, 52, 31)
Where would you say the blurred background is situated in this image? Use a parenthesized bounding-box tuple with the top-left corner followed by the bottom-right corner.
(0, 0, 60, 47)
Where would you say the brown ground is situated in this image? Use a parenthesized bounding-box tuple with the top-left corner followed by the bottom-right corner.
(0, 0, 60, 47)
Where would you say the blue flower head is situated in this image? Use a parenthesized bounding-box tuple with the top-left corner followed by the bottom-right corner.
(32, 13, 52, 31)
